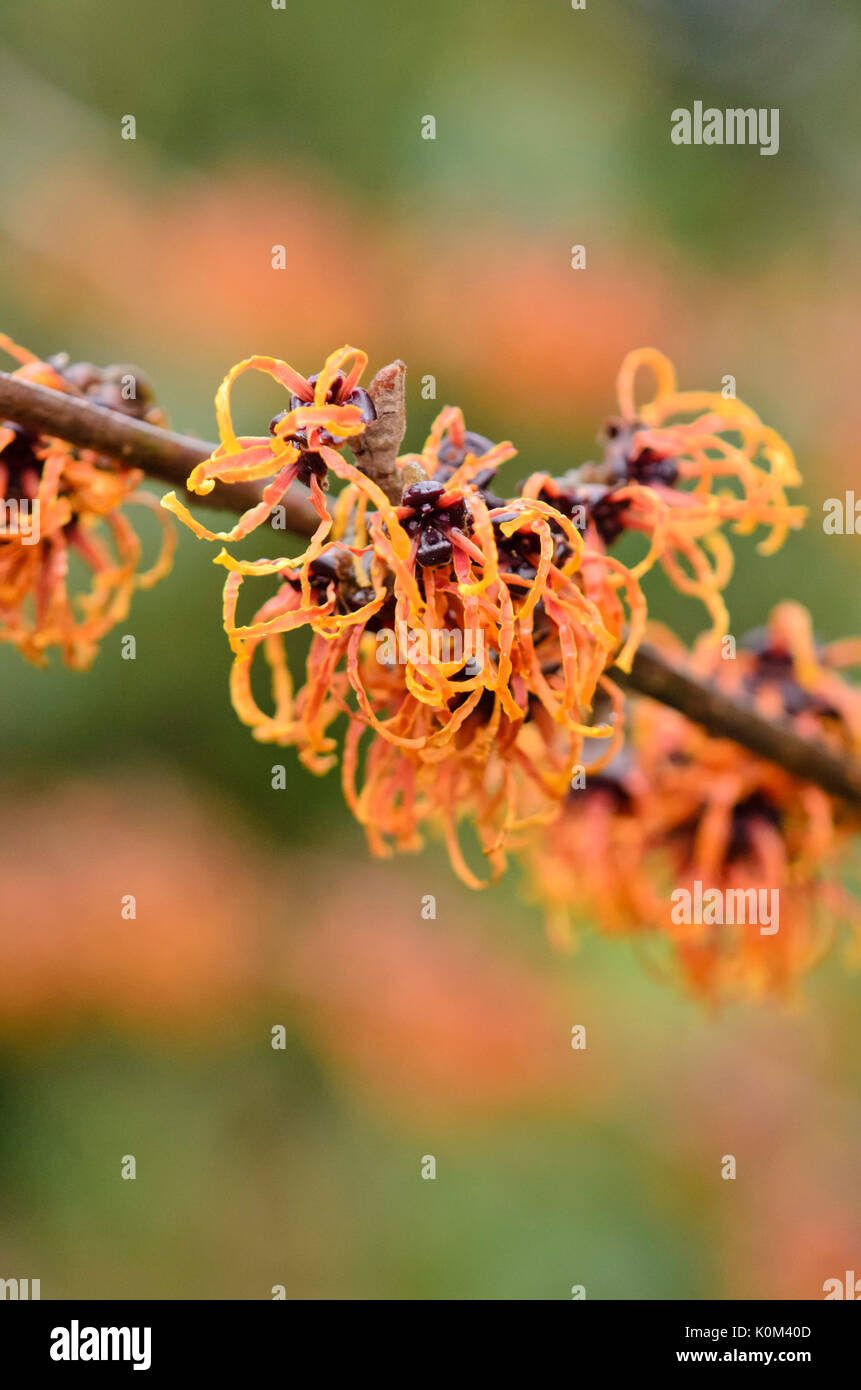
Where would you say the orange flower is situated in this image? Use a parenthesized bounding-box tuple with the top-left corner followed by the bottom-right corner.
(0, 335, 175, 668)
(521, 348, 805, 640)
(520, 747, 660, 951)
(210, 396, 643, 884)
(171, 348, 805, 893)
(523, 605, 861, 1000)
(161, 344, 379, 560)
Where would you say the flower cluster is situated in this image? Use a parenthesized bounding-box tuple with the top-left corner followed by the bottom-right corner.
(163, 344, 802, 887)
(522, 604, 861, 1001)
(522, 348, 805, 639)
(216, 399, 639, 885)
(0, 335, 175, 668)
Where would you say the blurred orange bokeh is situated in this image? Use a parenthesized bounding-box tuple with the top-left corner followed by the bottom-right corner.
(8, 157, 860, 497)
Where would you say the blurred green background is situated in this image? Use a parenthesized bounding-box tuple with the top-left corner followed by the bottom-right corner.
(0, 0, 859, 1298)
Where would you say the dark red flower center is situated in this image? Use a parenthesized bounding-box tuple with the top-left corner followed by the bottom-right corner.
(399, 480, 472, 569)
(0, 424, 43, 497)
(269, 370, 376, 452)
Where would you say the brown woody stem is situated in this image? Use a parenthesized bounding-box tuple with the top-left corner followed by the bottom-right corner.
(615, 647, 861, 809)
(0, 369, 320, 531)
(2, 367, 860, 810)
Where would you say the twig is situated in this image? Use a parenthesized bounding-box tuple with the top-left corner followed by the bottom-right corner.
(0, 369, 320, 532)
(615, 646, 861, 809)
(3, 366, 861, 809)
